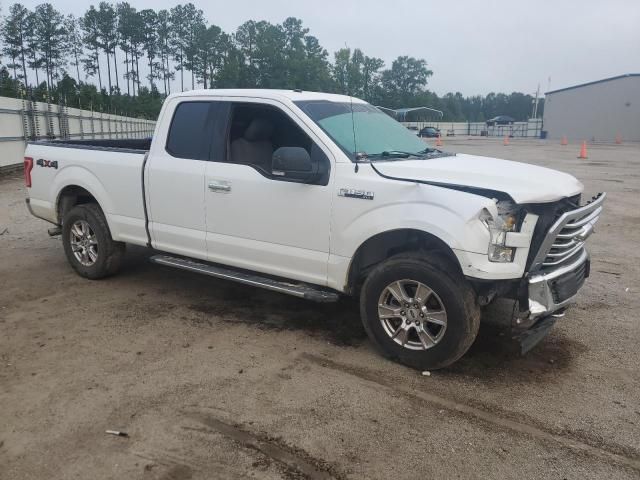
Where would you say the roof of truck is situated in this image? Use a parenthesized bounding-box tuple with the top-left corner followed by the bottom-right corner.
(168, 89, 368, 104)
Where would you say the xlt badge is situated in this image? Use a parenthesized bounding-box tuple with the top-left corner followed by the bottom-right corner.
(338, 188, 374, 200)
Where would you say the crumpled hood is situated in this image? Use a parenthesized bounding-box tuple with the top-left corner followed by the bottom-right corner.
(372, 153, 583, 204)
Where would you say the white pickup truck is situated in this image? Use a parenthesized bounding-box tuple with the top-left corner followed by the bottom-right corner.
(24, 89, 605, 369)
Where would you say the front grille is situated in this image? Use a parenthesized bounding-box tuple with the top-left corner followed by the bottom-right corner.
(530, 193, 605, 272)
(525, 194, 581, 270)
(543, 205, 601, 267)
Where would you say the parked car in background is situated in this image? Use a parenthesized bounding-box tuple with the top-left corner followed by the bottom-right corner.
(418, 126, 441, 138)
(486, 115, 515, 126)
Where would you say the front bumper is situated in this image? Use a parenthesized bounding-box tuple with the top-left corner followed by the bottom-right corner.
(527, 247, 589, 322)
(513, 247, 590, 353)
(495, 193, 603, 353)
(516, 193, 604, 332)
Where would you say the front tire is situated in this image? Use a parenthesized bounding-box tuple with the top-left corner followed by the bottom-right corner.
(360, 253, 480, 370)
(62, 204, 125, 279)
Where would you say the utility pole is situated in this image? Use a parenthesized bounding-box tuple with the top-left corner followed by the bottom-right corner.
(532, 83, 540, 119)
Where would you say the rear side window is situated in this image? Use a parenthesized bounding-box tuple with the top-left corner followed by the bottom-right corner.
(166, 102, 219, 160)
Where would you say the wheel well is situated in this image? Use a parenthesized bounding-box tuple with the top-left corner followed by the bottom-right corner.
(346, 229, 461, 296)
(56, 186, 99, 224)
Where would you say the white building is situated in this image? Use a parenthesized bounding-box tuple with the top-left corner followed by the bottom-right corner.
(543, 74, 640, 142)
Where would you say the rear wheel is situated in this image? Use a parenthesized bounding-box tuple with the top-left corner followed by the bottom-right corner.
(62, 204, 125, 279)
(360, 253, 480, 370)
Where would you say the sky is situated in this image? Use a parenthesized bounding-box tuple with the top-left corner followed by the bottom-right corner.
(15, 0, 640, 96)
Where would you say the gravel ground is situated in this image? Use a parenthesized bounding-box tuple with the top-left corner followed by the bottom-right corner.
(1, 138, 639, 479)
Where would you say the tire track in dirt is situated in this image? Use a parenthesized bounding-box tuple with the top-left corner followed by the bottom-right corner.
(183, 414, 343, 480)
(301, 352, 640, 474)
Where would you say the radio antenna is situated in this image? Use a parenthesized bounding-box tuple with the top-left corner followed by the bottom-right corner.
(342, 43, 360, 172)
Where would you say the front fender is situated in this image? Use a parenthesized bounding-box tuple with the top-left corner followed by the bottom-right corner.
(333, 199, 494, 259)
(327, 167, 500, 291)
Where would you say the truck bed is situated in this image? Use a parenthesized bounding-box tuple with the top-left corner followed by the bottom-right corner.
(26, 139, 149, 246)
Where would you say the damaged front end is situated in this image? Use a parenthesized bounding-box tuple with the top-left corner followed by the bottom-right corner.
(513, 193, 605, 353)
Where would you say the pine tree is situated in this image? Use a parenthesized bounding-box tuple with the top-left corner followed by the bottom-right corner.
(81, 6, 103, 92)
(25, 12, 43, 87)
(97, 2, 118, 93)
(65, 15, 83, 85)
(33, 3, 67, 92)
(181, 3, 206, 90)
(2, 3, 30, 86)
(139, 9, 159, 90)
(156, 10, 174, 95)
(192, 24, 223, 89)
(169, 5, 188, 91)
(116, 2, 134, 96)
(116, 3, 143, 96)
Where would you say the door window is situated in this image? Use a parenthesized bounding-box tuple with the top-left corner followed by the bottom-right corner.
(225, 103, 329, 184)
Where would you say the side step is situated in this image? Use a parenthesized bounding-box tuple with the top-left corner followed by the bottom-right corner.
(150, 255, 340, 303)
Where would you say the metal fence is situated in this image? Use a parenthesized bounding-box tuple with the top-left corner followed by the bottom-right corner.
(0, 95, 156, 172)
(402, 118, 543, 138)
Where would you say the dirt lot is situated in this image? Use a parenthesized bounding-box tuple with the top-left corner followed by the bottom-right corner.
(1, 138, 639, 479)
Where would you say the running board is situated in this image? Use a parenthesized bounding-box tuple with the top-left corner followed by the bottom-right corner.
(150, 255, 340, 303)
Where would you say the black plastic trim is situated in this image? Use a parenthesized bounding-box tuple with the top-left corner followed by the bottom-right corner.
(515, 315, 557, 354)
(141, 152, 152, 248)
(28, 140, 148, 155)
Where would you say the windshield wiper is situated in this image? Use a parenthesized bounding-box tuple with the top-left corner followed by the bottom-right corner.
(417, 147, 440, 154)
(366, 150, 422, 159)
(358, 148, 445, 162)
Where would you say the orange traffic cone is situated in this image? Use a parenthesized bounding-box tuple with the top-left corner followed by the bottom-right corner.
(503, 136, 510, 146)
(578, 141, 588, 159)
(561, 135, 568, 146)
(615, 133, 622, 144)
(435, 134, 443, 147)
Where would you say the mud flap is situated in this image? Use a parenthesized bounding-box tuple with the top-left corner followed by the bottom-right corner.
(515, 315, 557, 354)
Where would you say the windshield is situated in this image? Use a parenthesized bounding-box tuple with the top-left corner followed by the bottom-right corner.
(295, 100, 430, 160)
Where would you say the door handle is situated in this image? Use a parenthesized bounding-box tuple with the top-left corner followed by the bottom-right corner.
(208, 181, 231, 193)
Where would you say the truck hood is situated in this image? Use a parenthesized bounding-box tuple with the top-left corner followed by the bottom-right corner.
(372, 153, 583, 204)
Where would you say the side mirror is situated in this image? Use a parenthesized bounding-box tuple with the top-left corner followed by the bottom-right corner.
(272, 147, 318, 182)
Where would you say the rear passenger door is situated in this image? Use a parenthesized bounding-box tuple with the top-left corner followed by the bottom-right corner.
(146, 99, 228, 261)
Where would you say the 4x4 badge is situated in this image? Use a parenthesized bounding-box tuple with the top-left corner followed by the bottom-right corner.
(36, 159, 58, 169)
(338, 188, 374, 200)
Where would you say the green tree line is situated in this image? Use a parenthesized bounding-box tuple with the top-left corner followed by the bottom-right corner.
(0, 2, 543, 121)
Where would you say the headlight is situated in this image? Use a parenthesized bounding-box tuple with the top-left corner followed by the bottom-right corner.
(479, 201, 520, 263)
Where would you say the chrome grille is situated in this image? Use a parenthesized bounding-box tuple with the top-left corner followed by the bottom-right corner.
(531, 193, 606, 271)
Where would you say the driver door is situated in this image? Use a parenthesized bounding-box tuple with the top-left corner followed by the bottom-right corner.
(204, 99, 334, 286)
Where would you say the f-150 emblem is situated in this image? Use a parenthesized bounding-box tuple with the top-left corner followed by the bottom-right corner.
(36, 159, 58, 169)
(338, 188, 374, 200)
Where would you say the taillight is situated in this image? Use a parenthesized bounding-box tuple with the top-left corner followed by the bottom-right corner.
(24, 157, 34, 187)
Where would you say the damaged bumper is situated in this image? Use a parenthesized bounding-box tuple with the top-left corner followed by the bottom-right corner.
(515, 248, 590, 353)
(527, 248, 589, 321)
(512, 193, 604, 352)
